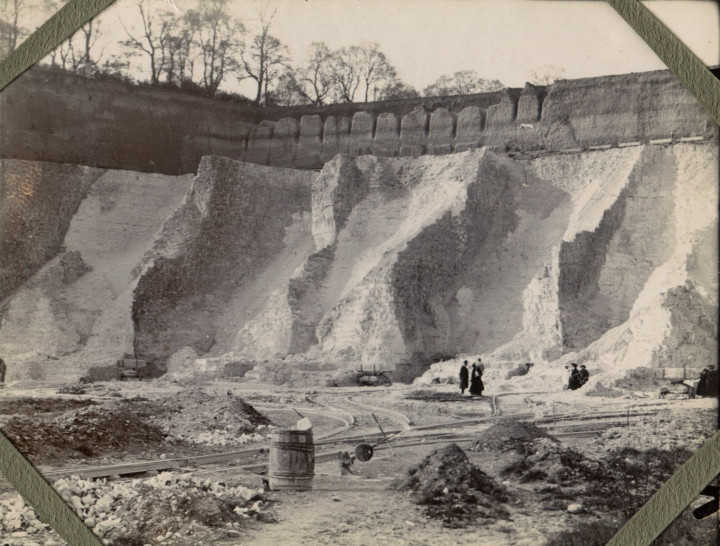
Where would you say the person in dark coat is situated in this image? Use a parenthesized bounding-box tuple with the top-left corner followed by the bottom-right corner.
(0, 357, 5, 384)
(579, 365, 589, 386)
(459, 360, 469, 394)
(469, 362, 484, 396)
(568, 363, 581, 390)
(697, 367, 719, 397)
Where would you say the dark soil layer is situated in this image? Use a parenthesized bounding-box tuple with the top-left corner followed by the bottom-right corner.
(0, 397, 96, 416)
(471, 418, 558, 454)
(404, 390, 469, 402)
(398, 443, 509, 527)
(1, 400, 169, 461)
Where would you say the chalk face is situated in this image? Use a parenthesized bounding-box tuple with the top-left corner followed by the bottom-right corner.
(268, 117, 300, 168)
(296, 115, 324, 169)
(350, 111, 375, 156)
(400, 106, 428, 156)
(373, 113, 400, 157)
(428, 109, 456, 155)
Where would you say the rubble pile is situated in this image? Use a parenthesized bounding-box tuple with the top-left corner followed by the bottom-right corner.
(0, 389, 274, 461)
(574, 446, 696, 518)
(399, 443, 509, 527)
(470, 419, 558, 454)
(242, 392, 310, 405)
(151, 388, 272, 447)
(500, 438, 598, 484)
(588, 407, 716, 452)
(0, 402, 167, 462)
(0, 472, 268, 545)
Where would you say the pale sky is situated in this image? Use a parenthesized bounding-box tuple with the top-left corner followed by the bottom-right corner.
(44, 0, 720, 95)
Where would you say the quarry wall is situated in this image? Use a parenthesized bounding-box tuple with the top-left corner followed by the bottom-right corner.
(0, 68, 258, 174)
(1, 67, 716, 175)
(0, 144, 716, 384)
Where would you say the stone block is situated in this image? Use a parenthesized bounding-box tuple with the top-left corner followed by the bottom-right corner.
(400, 107, 428, 152)
(399, 145, 424, 157)
(244, 121, 275, 166)
(486, 91, 516, 125)
(349, 111, 375, 156)
(454, 106, 485, 151)
(517, 84, 541, 123)
(295, 115, 323, 169)
(661, 367, 685, 380)
(322, 116, 351, 162)
(268, 117, 299, 167)
(428, 108, 456, 155)
(372, 113, 399, 157)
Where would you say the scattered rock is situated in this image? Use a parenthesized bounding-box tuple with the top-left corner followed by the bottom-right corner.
(0, 472, 267, 544)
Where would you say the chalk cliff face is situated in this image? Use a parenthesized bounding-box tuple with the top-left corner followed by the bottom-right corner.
(0, 143, 716, 384)
(0, 161, 194, 381)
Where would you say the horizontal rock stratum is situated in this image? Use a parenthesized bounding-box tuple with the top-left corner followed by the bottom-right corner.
(0, 142, 716, 384)
(1, 68, 716, 175)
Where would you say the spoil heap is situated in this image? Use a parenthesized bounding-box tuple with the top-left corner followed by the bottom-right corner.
(0, 389, 272, 461)
(152, 388, 272, 447)
(470, 419, 558, 454)
(500, 438, 596, 484)
(589, 407, 717, 452)
(399, 443, 509, 527)
(0, 401, 167, 462)
(0, 472, 268, 545)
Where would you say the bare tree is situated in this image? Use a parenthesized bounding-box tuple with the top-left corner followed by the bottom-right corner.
(75, 18, 104, 73)
(270, 69, 309, 106)
(240, 8, 289, 104)
(526, 65, 565, 86)
(0, 0, 27, 58)
(375, 79, 419, 101)
(285, 42, 335, 106)
(329, 46, 361, 102)
(423, 70, 503, 96)
(120, 0, 176, 85)
(189, 0, 244, 96)
(355, 43, 396, 103)
(162, 15, 196, 85)
(331, 43, 397, 103)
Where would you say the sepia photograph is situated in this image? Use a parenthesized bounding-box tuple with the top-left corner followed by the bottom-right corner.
(0, 0, 718, 544)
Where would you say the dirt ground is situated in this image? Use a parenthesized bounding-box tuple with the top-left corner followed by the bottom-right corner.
(0, 379, 717, 545)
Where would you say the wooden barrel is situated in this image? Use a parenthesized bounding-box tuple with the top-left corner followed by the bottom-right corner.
(268, 430, 315, 491)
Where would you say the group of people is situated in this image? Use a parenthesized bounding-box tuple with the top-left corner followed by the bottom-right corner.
(567, 362, 589, 390)
(457, 358, 591, 395)
(459, 359, 484, 396)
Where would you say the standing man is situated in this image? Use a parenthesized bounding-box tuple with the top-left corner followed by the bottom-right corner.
(579, 365, 589, 386)
(0, 357, 6, 386)
(459, 360, 469, 395)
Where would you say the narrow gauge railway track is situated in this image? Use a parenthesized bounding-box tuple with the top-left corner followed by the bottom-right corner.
(306, 392, 413, 431)
(34, 405, 660, 482)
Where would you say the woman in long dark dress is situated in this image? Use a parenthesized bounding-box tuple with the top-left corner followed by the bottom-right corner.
(469, 363, 484, 396)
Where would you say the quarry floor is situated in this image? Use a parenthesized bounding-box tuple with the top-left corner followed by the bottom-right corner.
(0, 379, 717, 545)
